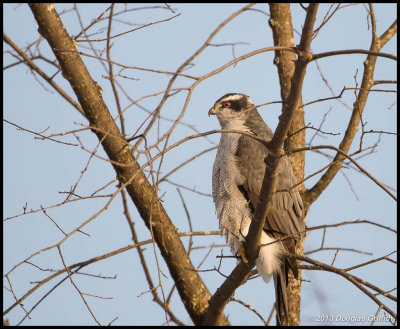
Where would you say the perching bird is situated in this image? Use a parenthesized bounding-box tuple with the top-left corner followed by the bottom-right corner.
(209, 93, 305, 325)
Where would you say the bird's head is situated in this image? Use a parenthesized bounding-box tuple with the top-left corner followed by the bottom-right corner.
(208, 93, 257, 129)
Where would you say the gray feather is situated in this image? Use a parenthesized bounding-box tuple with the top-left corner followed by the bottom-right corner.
(210, 93, 305, 325)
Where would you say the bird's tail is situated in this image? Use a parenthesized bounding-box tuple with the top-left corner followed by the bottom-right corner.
(273, 260, 289, 326)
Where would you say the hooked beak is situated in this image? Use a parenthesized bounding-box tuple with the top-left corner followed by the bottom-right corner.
(208, 106, 219, 117)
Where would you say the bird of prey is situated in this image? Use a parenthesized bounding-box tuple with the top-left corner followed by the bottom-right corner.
(209, 93, 305, 324)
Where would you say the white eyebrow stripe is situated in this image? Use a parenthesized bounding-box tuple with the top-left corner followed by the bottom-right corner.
(221, 94, 245, 102)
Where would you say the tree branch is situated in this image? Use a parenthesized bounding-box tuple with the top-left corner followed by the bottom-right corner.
(268, 3, 306, 325)
(132, 3, 256, 152)
(311, 49, 396, 61)
(288, 252, 397, 320)
(27, 3, 227, 325)
(3, 32, 85, 117)
(304, 10, 397, 208)
(202, 4, 319, 325)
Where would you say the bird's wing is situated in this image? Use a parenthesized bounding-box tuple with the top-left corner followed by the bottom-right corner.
(235, 133, 305, 241)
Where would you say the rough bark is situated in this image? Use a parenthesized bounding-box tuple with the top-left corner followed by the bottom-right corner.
(268, 3, 307, 326)
(28, 3, 229, 325)
(202, 4, 318, 325)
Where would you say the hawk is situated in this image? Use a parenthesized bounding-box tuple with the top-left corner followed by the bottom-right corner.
(209, 93, 305, 324)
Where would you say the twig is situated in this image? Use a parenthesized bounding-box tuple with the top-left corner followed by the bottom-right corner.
(76, 14, 181, 42)
(311, 49, 396, 61)
(289, 253, 396, 319)
(230, 297, 268, 325)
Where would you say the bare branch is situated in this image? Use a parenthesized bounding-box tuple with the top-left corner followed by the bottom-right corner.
(3, 32, 85, 116)
(304, 16, 398, 207)
(27, 4, 222, 325)
(290, 253, 397, 319)
(76, 13, 181, 43)
(311, 49, 396, 61)
(203, 4, 320, 325)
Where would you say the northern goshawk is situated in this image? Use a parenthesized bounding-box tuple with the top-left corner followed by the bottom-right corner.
(209, 93, 305, 324)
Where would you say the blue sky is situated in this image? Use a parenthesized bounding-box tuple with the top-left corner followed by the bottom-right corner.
(3, 3, 397, 326)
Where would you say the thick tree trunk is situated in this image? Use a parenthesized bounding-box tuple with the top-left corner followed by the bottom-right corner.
(268, 3, 306, 325)
(28, 3, 229, 325)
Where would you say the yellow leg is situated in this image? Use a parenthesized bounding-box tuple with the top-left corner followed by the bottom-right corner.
(238, 243, 248, 263)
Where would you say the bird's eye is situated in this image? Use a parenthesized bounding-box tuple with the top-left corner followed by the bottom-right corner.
(222, 102, 231, 108)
